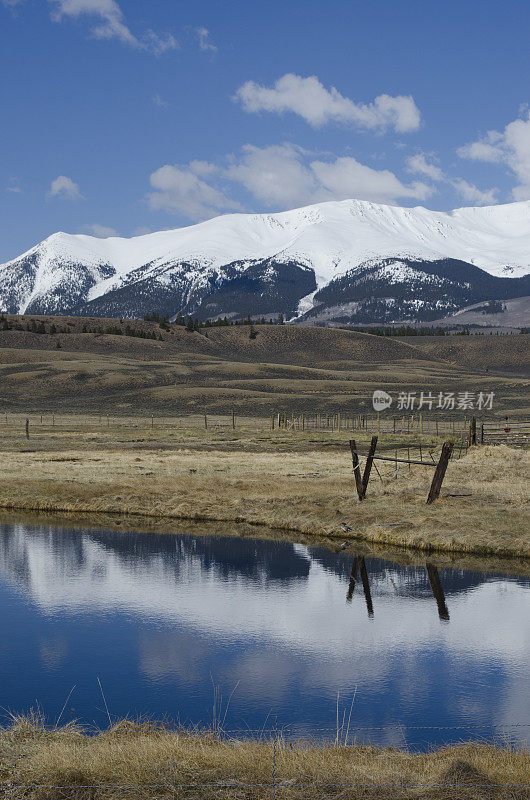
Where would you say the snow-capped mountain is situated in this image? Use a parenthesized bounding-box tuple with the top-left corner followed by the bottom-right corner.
(1, 198, 530, 324)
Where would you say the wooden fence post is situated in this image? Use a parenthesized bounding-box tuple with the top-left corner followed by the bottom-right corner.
(232, 410, 235, 429)
(204, 413, 208, 430)
(426, 441, 454, 504)
(25, 418, 29, 440)
(469, 416, 476, 446)
(349, 439, 364, 500)
(360, 435, 378, 500)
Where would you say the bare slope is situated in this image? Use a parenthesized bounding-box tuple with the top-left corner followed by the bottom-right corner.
(0, 317, 528, 415)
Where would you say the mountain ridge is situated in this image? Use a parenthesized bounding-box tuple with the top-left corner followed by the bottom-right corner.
(1, 198, 530, 324)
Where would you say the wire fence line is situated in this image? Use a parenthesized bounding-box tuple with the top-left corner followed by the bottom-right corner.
(2, 781, 530, 789)
(0, 410, 511, 435)
(3, 721, 530, 736)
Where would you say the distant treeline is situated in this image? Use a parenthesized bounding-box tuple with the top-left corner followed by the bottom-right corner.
(348, 325, 455, 337)
(147, 311, 286, 328)
(0, 315, 164, 342)
(144, 311, 286, 331)
(2, 313, 527, 340)
(346, 324, 527, 336)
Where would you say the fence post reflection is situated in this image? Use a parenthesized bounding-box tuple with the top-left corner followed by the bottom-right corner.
(347, 556, 374, 617)
(347, 557, 450, 622)
(426, 563, 450, 621)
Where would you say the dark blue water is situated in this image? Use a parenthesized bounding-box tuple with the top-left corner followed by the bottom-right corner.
(0, 520, 528, 748)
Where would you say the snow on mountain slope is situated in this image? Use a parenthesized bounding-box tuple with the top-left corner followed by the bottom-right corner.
(1, 198, 530, 321)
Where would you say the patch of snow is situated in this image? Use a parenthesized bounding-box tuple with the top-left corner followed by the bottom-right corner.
(290, 289, 319, 320)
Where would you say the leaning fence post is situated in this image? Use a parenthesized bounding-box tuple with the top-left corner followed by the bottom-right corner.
(349, 439, 364, 500)
(360, 435, 378, 500)
(426, 441, 454, 504)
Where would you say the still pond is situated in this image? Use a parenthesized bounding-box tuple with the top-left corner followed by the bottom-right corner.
(0, 519, 528, 748)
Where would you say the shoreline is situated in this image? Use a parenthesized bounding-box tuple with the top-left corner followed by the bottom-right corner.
(0, 424, 528, 560)
(2, 507, 530, 576)
(1, 722, 528, 800)
(0, 492, 528, 560)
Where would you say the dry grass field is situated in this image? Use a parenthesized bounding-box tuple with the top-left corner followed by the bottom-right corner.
(1, 719, 528, 800)
(0, 418, 527, 558)
(0, 317, 528, 417)
(0, 318, 528, 557)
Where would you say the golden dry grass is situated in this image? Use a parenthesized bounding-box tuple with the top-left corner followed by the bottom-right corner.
(1, 321, 528, 417)
(0, 419, 528, 557)
(1, 719, 528, 800)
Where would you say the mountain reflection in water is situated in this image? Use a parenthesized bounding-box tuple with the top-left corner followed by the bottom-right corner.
(0, 521, 528, 748)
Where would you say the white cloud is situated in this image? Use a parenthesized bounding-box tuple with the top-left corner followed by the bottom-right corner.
(143, 29, 179, 55)
(407, 151, 497, 206)
(82, 223, 117, 237)
(457, 138, 503, 164)
(226, 144, 432, 206)
(1, 0, 25, 8)
(196, 26, 217, 52)
(48, 0, 178, 53)
(311, 156, 432, 203)
(152, 94, 169, 108)
(405, 153, 444, 182)
(234, 74, 421, 133)
(457, 111, 530, 200)
(6, 178, 23, 194)
(49, 0, 138, 45)
(148, 144, 433, 220)
(48, 175, 83, 199)
(147, 163, 242, 220)
(451, 179, 497, 206)
(225, 144, 319, 208)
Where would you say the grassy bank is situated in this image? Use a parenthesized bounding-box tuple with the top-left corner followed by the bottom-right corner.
(0, 419, 528, 557)
(1, 720, 528, 800)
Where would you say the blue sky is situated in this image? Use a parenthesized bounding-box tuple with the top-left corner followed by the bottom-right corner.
(1, 0, 530, 261)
